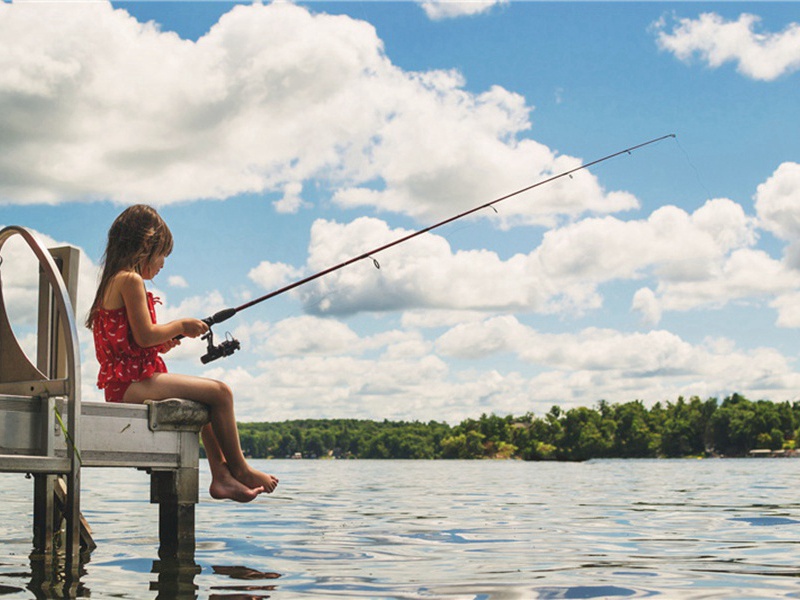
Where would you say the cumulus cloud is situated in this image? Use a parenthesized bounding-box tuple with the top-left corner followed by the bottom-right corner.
(10, 3, 800, 423)
(0, 226, 100, 388)
(754, 162, 800, 242)
(198, 312, 800, 422)
(770, 292, 800, 328)
(0, 227, 97, 327)
(631, 287, 661, 326)
(438, 318, 704, 378)
(0, 1, 633, 226)
(265, 315, 361, 356)
(436, 315, 800, 395)
(293, 216, 540, 315)
(248, 260, 304, 292)
(419, 0, 507, 21)
(261, 196, 767, 321)
(655, 12, 800, 80)
(272, 182, 307, 214)
(538, 198, 779, 322)
(168, 275, 188, 288)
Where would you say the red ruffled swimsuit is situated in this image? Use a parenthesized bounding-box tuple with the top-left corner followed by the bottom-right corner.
(94, 292, 167, 402)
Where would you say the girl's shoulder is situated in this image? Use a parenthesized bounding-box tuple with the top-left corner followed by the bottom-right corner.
(103, 270, 145, 310)
(114, 270, 144, 288)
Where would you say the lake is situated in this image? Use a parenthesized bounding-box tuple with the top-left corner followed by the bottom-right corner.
(1, 458, 799, 599)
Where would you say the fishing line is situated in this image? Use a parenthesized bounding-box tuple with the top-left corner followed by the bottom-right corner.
(672, 136, 714, 201)
(186, 133, 676, 363)
(421, 207, 498, 254)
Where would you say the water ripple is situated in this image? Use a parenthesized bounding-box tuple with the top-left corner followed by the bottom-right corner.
(1, 459, 800, 598)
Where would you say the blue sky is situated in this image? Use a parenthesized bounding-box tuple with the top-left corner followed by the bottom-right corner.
(1, 1, 799, 422)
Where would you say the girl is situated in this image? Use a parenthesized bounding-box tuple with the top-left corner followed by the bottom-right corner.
(87, 204, 278, 503)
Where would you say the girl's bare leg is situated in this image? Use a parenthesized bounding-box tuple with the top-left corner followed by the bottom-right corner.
(124, 373, 279, 498)
(201, 424, 263, 502)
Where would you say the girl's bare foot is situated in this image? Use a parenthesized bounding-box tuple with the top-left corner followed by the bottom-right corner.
(210, 465, 265, 503)
(232, 466, 279, 494)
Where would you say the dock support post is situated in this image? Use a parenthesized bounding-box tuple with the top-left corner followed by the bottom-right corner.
(146, 398, 209, 563)
(31, 474, 57, 565)
(151, 469, 199, 561)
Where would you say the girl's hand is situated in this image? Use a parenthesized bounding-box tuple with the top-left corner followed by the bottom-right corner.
(181, 318, 209, 338)
(159, 338, 181, 354)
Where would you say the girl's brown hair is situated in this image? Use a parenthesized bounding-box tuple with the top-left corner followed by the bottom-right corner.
(86, 204, 173, 329)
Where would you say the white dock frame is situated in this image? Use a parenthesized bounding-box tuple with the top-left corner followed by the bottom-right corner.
(0, 226, 209, 595)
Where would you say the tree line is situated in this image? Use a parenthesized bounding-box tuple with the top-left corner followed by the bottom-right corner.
(235, 394, 800, 461)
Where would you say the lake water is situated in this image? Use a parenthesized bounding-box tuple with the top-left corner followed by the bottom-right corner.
(1, 458, 799, 599)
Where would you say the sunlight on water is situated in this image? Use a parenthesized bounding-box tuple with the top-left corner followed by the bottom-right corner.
(1, 459, 800, 598)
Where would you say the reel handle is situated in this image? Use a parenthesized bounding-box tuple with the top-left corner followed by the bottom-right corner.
(200, 328, 241, 364)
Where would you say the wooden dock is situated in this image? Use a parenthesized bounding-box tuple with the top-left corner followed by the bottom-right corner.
(0, 226, 209, 596)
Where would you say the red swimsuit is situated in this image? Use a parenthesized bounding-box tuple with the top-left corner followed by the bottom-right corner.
(94, 292, 167, 402)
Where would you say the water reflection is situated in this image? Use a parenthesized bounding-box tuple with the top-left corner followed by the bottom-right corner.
(4, 460, 800, 598)
(150, 559, 200, 599)
(26, 553, 87, 599)
(150, 561, 281, 600)
(211, 565, 281, 580)
(207, 565, 280, 600)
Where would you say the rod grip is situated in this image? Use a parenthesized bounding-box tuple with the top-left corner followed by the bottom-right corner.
(208, 307, 237, 325)
(174, 307, 237, 340)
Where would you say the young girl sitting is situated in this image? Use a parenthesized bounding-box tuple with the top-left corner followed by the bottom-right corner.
(87, 204, 278, 503)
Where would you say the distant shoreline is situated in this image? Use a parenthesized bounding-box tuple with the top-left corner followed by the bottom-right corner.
(233, 393, 800, 461)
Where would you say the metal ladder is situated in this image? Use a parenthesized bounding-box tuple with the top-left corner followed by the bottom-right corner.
(0, 225, 83, 579)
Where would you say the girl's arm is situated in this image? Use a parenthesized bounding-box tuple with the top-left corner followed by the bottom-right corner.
(118, 271, 207, 348)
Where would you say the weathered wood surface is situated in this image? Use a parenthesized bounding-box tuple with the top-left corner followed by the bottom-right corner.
(0, 397, 209, 469)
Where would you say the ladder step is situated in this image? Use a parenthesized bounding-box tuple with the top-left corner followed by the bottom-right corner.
(0, 454, 70, 473)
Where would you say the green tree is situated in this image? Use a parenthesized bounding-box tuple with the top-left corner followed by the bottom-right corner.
(441, 431, 486, 459)
(710, 394, 759, 456)
(558, 406, 613, 461)
(610, 400, 657, 458)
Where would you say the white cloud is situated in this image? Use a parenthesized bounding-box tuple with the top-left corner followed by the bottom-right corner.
(168, 275, 188, 288)
(265, 315, 361, 356)
(0, 226, 101, 392)
(248, 260, 304, 292)
(419, 0, 507, 21)
(770, 292, 800, 328)
(655, 12, 800, 81)
(401, 309, 487, 329)
(210, 353, 459, 422)
(195, 312, 800, 423)
(278, 196, 766, 321)
(272, 182, 307, 214)
(154, 289, 227, 325)
(631, 287, 661, 326)
(0, 226, 98, 328)
(294, 216, 540, 315)
(437, 315, 800, 396)
(755, 162, 800, 242)
(8, 3, 800, 424)
(436, 317, 697, 373)
(0, 1, 635, 226)
(538, 198, 784, 323)
(330, 84, 639, 225)
(653, 248, 799, 311)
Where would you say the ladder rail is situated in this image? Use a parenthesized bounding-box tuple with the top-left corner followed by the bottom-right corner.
(0, 225, 82, 575)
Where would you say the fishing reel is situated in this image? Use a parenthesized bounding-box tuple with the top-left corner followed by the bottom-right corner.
(200, 327, 241, 364)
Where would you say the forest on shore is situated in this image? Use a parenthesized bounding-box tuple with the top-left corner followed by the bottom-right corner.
(236, 394, 800, 461)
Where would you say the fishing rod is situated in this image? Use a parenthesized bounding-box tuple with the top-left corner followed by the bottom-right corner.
(192, 133, 676, 363)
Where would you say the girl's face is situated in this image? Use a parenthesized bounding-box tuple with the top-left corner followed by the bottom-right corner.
(141, 254, 165, 280)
